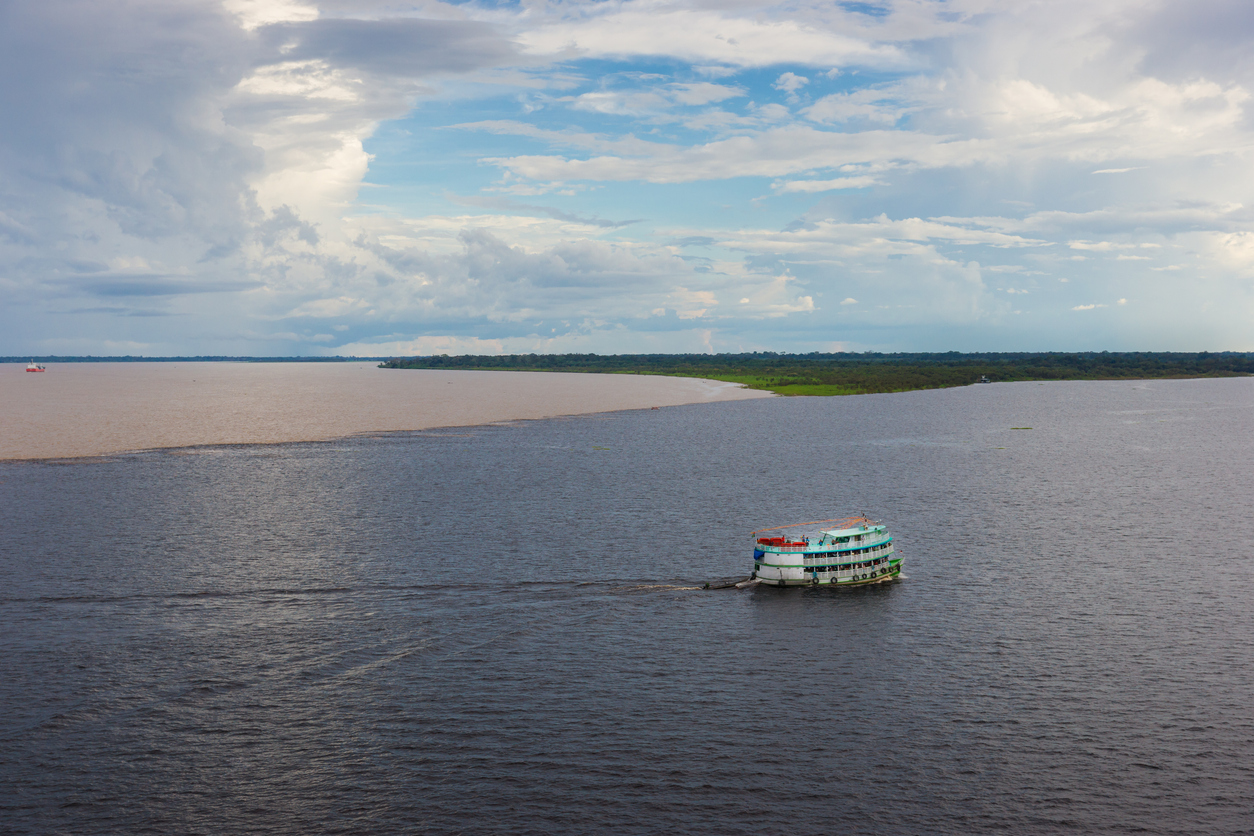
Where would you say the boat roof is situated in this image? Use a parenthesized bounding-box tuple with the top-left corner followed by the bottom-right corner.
(752, 515, 886, 538)
(822, 524, 884, 537)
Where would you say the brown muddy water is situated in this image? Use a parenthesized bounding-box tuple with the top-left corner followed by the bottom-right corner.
(0, 362, 769, 459)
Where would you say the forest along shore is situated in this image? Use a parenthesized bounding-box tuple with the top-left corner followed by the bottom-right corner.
(0, 362, 768, 460)
(381, 351, 1254, 396)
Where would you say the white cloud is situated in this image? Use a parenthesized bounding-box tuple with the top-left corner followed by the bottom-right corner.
(805, 87, 909, 124)
(452, 120, 669, 156)
(668, 82, 745, 106)
(731, 274, 815, 317)
(0, 1, 521, 342)
(223, 0, 317, 31)
(563, 81, 745, 118)
(1069, 241, 1139, 251)
(720, 215, 1050, 257)
(335, 335, 506, 357)
(773, 72, 810, 102)
(516, 9, 907, 69)
(482, 64, 1254, 188)
(774, 176, 882, 193)
(481, 126, 959, 184)
(284, 295, 369, 318)
(774, 73, 809, 94)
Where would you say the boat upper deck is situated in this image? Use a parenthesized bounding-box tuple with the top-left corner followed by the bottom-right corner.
(754, 520, 891, 553)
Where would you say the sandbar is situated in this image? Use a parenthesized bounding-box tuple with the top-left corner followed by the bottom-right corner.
(0, 362, 771, 460)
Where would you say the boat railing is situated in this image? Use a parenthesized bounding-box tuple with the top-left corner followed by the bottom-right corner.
(758, 534, 892, 552)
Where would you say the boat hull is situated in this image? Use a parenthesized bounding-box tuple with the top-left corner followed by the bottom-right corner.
(754, 561, 902, 586)
(752, 549, 902, 586)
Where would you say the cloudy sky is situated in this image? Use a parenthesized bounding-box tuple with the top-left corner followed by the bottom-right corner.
(2, 0, 1252, 356)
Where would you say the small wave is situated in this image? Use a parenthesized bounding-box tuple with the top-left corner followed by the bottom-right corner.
(2, 586, 359, 605)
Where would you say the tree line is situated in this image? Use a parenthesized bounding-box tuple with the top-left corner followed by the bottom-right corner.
(379, 351, 1254, 396)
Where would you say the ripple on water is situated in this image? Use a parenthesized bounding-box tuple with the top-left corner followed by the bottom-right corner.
(2, 378, 1253, 834)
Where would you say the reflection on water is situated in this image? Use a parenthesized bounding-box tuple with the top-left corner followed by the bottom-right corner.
(2, 378, 1253, 834)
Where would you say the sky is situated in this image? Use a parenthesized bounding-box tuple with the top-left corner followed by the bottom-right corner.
(2, 0, 1253, 356)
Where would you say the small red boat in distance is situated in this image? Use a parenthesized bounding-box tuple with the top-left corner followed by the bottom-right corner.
(26, 360, 46, 372)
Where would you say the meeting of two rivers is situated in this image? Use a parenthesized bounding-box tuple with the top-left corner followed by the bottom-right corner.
(2, 375, 1252, 834)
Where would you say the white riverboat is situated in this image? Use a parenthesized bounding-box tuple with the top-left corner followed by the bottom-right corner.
(751, 516, 901, 587)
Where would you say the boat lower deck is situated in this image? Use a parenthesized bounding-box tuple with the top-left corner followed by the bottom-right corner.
(753, 553, 902, 586)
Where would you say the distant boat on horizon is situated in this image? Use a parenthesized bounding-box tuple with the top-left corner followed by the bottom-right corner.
(26, 360, 45, 372)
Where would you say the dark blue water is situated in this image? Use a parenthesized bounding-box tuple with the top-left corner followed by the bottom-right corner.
(3, 379, 1253, 835)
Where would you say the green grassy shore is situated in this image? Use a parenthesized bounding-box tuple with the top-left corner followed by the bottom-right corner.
(379, 351, 1254, 396)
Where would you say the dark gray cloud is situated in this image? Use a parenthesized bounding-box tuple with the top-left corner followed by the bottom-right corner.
(53, 275, 263, 297)
(260, 17, 519, 77)
(1127, 0, 1254, 83)
(256, 205, 320, 247)
(0, 0, 259, 226)
(65, 306, 183, 317)
(0, 0, 266, 319)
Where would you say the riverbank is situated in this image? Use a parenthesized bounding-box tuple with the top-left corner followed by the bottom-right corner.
(381, 351, 1254, 395)
(0, 362, 769, 460)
